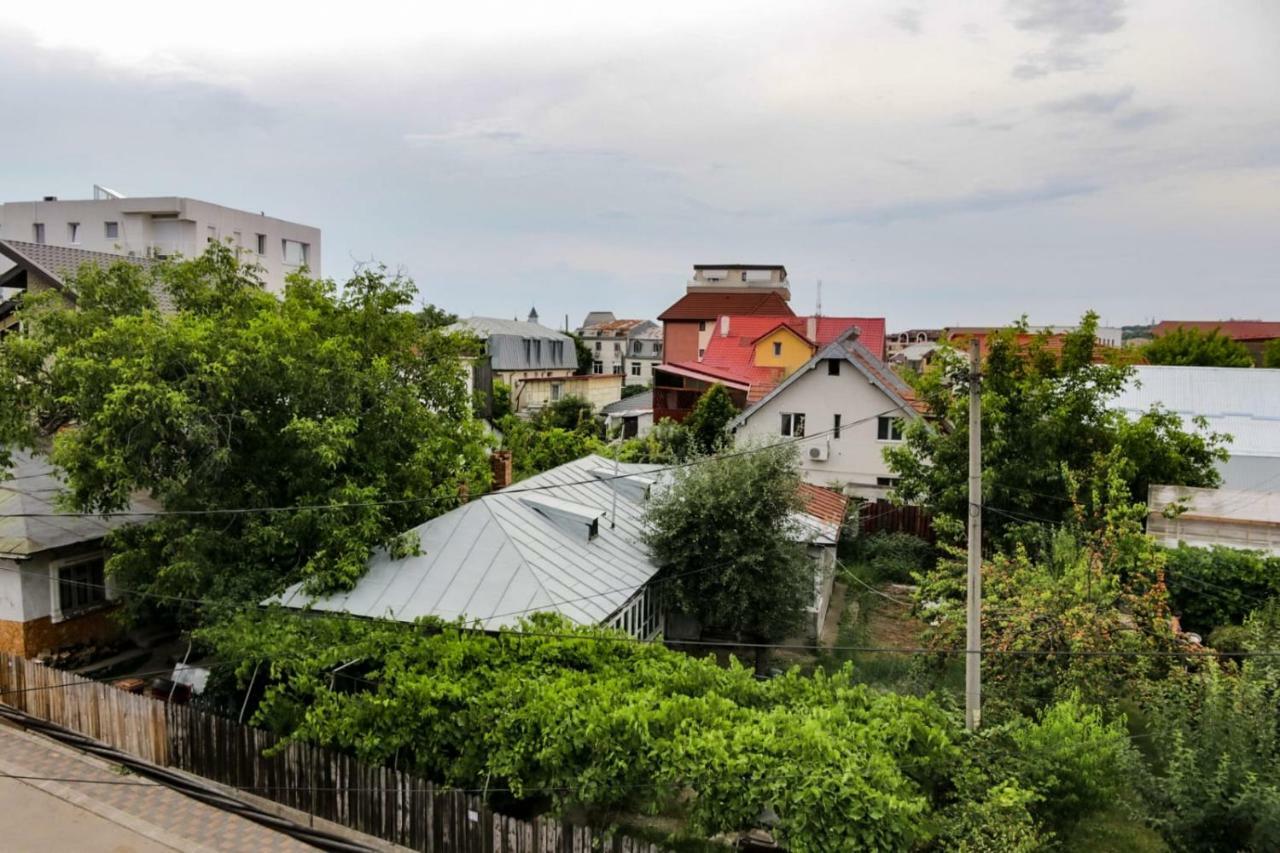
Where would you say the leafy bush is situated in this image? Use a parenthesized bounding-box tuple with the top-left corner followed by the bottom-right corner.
(849, 531, 933, 582)
(615, 419, 695, 464)
(1163, 545, 1280, 632)
(497, 414, 604, 480)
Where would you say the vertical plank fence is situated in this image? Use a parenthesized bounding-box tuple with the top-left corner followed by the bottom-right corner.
(2, 653, 665, 852)
(857, 499, 935, 542)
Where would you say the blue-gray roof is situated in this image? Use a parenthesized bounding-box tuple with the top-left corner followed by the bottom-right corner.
(448, 316, 579, 372)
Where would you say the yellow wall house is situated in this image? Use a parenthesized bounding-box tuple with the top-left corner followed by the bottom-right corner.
(513, 374, 625, 416)
(751, 323, 820, 376)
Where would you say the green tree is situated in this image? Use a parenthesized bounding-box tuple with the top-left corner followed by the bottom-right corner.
(1263, 338, 1280, 369)
(644, 442, 812, 669)
(538, 394, 596, 432)
(619, 383, 649, 399)
(0, 246, 490, 624)
(887, 312, 1226, 544)
(614, 418, 695, 464)
(497, 414, 604, 480)
(569, 332, 593, 375)
(1143, 326, 1254, 367)
(683, 383, 739, 454)
(416, 302, 458, 330)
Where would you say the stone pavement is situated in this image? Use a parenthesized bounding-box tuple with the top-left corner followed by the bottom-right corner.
(0, 776, 174, 853)
(0, 724, 315, 852)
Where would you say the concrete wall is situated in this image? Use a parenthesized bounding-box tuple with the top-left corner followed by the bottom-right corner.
(1218, 455, 1280, 492)
(733, 358, 909, 497)
(0, 196, 320, 293)
(513, 375, 624, 414)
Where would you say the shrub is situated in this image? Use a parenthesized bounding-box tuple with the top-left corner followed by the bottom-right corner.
(1163, 545, 1280, 632)
(850, 531, 933, 582)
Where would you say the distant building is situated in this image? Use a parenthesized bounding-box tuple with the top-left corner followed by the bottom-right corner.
(452, 311, 624, 417)
(944, 323, 1122, 357)
(657, 264, 795, 364)
(602, 390, 654, 439)
(729, 330, 927, 499)
(0, 188, 320, 293)
(0, 450, 160, 657)
(652, 314, 886, 423)
(575, 312, 662, 382)
(1152, 320, 1280, 365)
(1147, 485, 1280, 556)
(1110, 365, 1280, 491)
(885, 329, 942, 360)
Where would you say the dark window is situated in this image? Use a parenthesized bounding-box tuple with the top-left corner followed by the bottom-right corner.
(593, 361, 603, 374)
(698, 321, 707, 332)
(256, 233, 267, 254)
(772, 341, 782, 356)
(32, 223, 45, 244)
(877, 416, 904, 441)
(828, 359, 841, 376)
(833, 413, 842, 439)
(104, 221, 119, 239)
(57, 555, 107, 616)
(876, 476, 899, 487)
(781, 412, 806, 437)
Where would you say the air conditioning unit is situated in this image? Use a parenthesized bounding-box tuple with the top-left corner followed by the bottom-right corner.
(807, 442, 830, 462)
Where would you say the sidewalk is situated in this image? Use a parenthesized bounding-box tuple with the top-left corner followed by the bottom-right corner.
(0, 724, 315, 852)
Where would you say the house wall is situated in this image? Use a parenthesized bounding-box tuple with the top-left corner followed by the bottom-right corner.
(1219, 455, 1280, 492)
(0, 197, 320, 292)
(663, 321, 702, 364)
(751, 328, 815, 376)
(0, 550, 122, 657)
(733, 358, 909, 497)
(514, 375, 624, 414)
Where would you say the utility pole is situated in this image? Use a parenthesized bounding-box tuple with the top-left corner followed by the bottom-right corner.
(965, 337, 983, 730)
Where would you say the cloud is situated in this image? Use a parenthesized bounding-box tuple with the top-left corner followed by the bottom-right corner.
(1008, 0, 1127, 79)
(816, 180, 1099, 226)
(1112, 107, 1176, 132)
(888, 8, 923, 34)
(1043, 86, 1134, 115)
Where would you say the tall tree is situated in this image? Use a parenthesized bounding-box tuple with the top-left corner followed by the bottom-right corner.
(645, 442, 811, 669)
(0, 246, 490, 625)
(1143, 326, 1254, 367)
(569, 332, 594, 375)
(416, 302, 458, 330)
(886, 312, 1227, 545)
(684, 383, 739, 454)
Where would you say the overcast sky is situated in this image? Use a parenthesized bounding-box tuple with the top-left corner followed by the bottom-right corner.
(2, 1, 1277, 329)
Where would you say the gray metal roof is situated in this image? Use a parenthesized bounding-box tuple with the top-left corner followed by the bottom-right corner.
(602, 390, 653, 416)
(0, 449, 161, 558)
(0, 239, 172, 312)
(1111, 365, 1280, 458)
(274, 454, 665, 629)
(448, 316, 580, 372)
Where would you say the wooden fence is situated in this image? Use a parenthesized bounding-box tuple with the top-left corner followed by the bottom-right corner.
(857, 499, 935, 542)
(1, 653, 665, 852)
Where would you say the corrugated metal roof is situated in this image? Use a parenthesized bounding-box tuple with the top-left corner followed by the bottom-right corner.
(273, 453, 844, 629)
(1111, 366, 1280, 458)
(602, 390, 653, 415)
(0, 449, 161, 557)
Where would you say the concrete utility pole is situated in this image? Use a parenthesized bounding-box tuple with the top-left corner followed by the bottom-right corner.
(965, 337, 983, 730)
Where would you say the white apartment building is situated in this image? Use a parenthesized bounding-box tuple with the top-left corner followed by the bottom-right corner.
(0, 188, 320, 293)
(576, 312, 662, 382)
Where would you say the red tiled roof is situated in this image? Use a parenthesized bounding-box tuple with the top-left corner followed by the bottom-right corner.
(690, 315, 887, 401)
(844, 342, 929, 414)
(657, 291, 794, 322)
(797, 482, 849, 526)
(1153, 320, 1280, 341)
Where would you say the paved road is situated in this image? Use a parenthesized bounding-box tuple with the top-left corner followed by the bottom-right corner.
(0, 724, 315, 852)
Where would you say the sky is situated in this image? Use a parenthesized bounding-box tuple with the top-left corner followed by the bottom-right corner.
(1, 0, 1277, 330)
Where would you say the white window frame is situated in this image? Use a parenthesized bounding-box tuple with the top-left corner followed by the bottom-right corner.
(876, 416, 905, 442)
(630, 361, 641, 376)
(780, 412, 806, 437)
(550, 382, 563, 402)
(49, 551, 110, 623)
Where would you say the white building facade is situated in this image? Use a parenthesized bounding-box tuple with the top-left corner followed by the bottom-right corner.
(0, 190, 320, 293)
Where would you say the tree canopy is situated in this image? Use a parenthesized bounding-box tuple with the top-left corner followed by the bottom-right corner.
(1264, 337, 1280, 369)
(886, 312, 1227, 546)
(683, 382, 739, 454)
(644, 442, 812, 660)
(0, 246, 490, 624)
(1143, 326, 1255, 367)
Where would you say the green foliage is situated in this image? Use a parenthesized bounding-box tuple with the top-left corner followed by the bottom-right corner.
(201, 612, 961, 853)
(416, 303, 458, 330)
(887, 312, 1227, 544)
(1144, 326, 1255, 368)
(682, 383, 739, 455)
(848, 531, 933, 583)
(1163, 545, 1280, 632)
(569, 332, 593, 375)
(0, 246, 489, 623)
(1264, 338, 1280, 369)
(497, 413, 604, 480)
(491, 380, 512, 419)
(537, 394, 596, 432)
(1137, 603, 1280, 852)
(620, 383, 650, 399)
(614, 419, 695, 464)
(644, 442, 813, 653)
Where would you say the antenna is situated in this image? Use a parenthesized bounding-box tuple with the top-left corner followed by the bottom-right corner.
(815, 280, 823, 318)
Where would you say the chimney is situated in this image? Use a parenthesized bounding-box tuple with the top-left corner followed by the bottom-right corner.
(490, 450, 513, 490)
(720, 316, 730, 337)
(457, 481, 470, 504)
(42, 195, 57, 202)
(806, 316, 817, 342)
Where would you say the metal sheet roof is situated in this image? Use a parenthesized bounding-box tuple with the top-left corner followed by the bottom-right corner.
(0, 449, 161, 557)
(1111, 366, 1280, 458)
(448, 317, 580, 372)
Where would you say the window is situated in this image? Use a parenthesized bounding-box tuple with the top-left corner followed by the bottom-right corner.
(595, 341, 602, 351)
(772, 341, 782, 356)
(654, 343, 662, 356)
(67, 222, 80, 243)
(631, 361, 641, 376)
(613, 342, 621, 353)
(550, 382, 563, 401)
(56, 555, 107, 618)
(593, 361, 603, 374)
(833, 413, 842, 439)
(828, 359, 841, 376)
(32, 223, 45, 244)
(876, 476, 900, 487)
(740, 270, 748, 281)
(780, 412, 806, 437)
(698, 321, 707, 332)
(282, 239, 309, 266)
(104, 221, 119, 239)
(255, 233, 267, 254)
(206, 225, 217, 244)
(877, 416, 904, 441)
(697, 348, 705, 359)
